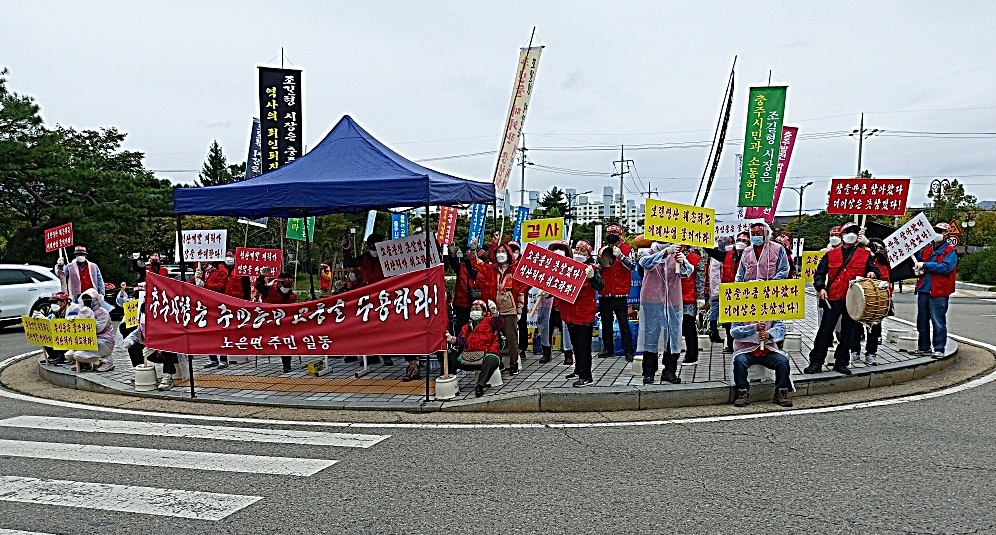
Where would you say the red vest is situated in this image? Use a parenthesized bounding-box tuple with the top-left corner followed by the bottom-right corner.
(262, 287, 298, 304)
(721, 250, 739, 283)
(599, 243, 633, 296)
(825, 246, 871, 301)
(225, 272, 247, 300)
(453, 262, 473, 308)
(681, 251, 701, 304)
(471, 260, 498, 303)
(460, 317, 500, 354)
(873, 257, 892, 296)
(204, 264, 229, 293)
(916, 243, 957, 297)
(560, 272, 599, 325)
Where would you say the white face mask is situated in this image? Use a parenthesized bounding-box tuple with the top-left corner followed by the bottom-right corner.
(369, 248, 378, 258)
(225, 257, 234, 266)
(842, 233, 858, 245)
(933, 234, 945, 243)
(495, 253, 508, 264)
(554, 250, 566, 256)
(725, 244, 734, 252)
(829, 236, 842, 247)
(348, 272, 357, 281)
(75, 256, 86, 263)
(573, 254, 586, 263)
(469, 310, 483, 321)
(734, 242, 747, 251)
(279, 286, 292, 293)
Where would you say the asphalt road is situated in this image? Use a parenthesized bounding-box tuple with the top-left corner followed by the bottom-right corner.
(0, 294, 994, 534)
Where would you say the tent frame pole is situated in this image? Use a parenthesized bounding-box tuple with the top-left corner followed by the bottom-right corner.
(424, 203, 432, 402)
(303, 214, 316, 299)
(176, 214, 195, 399)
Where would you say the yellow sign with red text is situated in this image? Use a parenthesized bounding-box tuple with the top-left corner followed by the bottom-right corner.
(22, 316, 97, 350)
(718, 279, 806, 323)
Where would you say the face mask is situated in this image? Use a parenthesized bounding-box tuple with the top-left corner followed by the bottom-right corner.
(606, 235, 620, 245)
(829, 236, 842, 247)
(842, 233, 858, 245)
(469, 310, 483, 321)
(81, 298, 93, 308)
(495, 253, 508, 264)
(724, 244, 734, 252)
(348, 273, 357, 281)
(933, 234, 944, 243)
(554, 250, 566, 256)
(734, 242, 747, 251)
(225, 257, 234, 266)
(750, 236, 764, 246)
(49, 305, 60, 314)
(369, 249, 378, 258)
(573, 254, 586, 263)
(279, 286, 292, 293)
(76, 256, 86, 263)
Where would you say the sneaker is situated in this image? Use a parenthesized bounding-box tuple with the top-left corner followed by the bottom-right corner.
(507, 367, 519, 376)
(911, 349, 932, 357)
(850, 352, 861, 366)
(803, 364, 822, 374)
(642, 375, 654, 385)
(216, 361, 229, 369)
(680, 359, 699, 366)
(931, 350, 945, 359)
(572, 378, 593, 388)
(157, 375, 173, 391)
(565, 371, 578, 379)
(282, 365, 292, 373)
(95, 360, 115, 373)
(773, 388, 793, 407)
(203, 361, 219, 369)
(864, 353, 878, 366)
(722, 347, 733, 354)
(733, 389, 749, 407)
(832, 365, 852, 376)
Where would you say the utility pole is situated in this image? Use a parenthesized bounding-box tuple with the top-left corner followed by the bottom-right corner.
(611, 145, 634, 228)
(518, 134, 528, 207)
(640, 181, 658, 199)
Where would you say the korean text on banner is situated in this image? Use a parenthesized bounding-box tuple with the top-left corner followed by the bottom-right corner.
(21, 316, 55, 347)
(233, 247, 283, 278)
(258, 67, 303, 169)
(801, 251, 826, 283)
(50, 318, 97, 350)
(744, 125, 798, 222)
(827, 178, 910, 216)
(44, 222, 73, 253)
(512, 206, 530, 242)
(643, 199, 715, 248)
(123, 299, 140, 329)
(885, 212, 938, 268)
(391, 213, 409, 240)
(285, 217, 315, 242)
(739, 86, 788, 207)
(594, 224, 603, 255)
(436, 206, 458, 245)
(521, 217, 564, 243)
(143, 268, 448, 357)
(719, 279, 806, 323)
(467, 204, 488, 247)
(492, 47, 543, 196)
(375, 235, 442, 278)
(715, 219, 763, 239)
(175, 230, 227, 262)
(512, 243, 587, 304)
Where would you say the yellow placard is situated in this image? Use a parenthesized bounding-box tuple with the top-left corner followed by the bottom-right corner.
(801, 251, 826, 283)
(643, 199, 716, 247)
(50, 318, 98, 351)
(123, 299, 140, 328)
(521, 217, 564, 243)
(719, 279, 806, 323)
(21, 316, 55, 347)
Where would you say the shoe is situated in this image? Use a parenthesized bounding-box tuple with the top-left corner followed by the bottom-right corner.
(803, 364, 822, 374)
(538, 346, 552, 364)
(507, 366, 519, 376)
(203, 361, 219, 369)
(832, 365, 852, 375)
(710, 335, 724, 344)
(475, 385, 485, 398)
(565, 371, 578, 379)
(562, 350, 574, 366)
(625, 353, 635, 363)
(596, 349, 614, 358)
(157, 375, 173, 391)
(216, 361, 229, 369)
(911, 349, 931, 357)
(864, 353, 878, 366)
(383, 357, 394, 366)
(733, 389, 749, 407)
(722, 347, 733, 354)
(282, 365, 292, 373)
(850, 352, 861, 366)
(642, 375, 654, 385)
(660, 370, 681, 384)
(343, 356, 358, 363)
(573, 378, 593, 388)
(773, 388, 793, 407)
(680, 358, 699, 366)
(931, 350, 945, 359)
(95, 360, 114, 372)
(402, 365, 421, 382)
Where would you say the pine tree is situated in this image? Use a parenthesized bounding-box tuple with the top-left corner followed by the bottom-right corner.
(196, 140, 233, 186)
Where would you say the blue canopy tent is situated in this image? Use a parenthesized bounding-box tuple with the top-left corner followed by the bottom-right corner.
(171, 115, 496, 400)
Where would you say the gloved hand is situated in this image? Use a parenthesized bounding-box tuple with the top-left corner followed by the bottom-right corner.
(858, 227, 870, 246)
(487, 300, 498, 314)
(445, 333, 456, 344)
(195, 277, 205, 287)
(665, 245, 678, 255)
(470, 238, 479, 249)
(914, 261, 924, 274)
(455, 247, 464, 259)
(697, 299, 706, 310)
(651, 242, 665, 253)
(585, 266, 595, 279)
(57, 257, 65, 267)
(675, 252, 686, 264)
(613, 246, 622, 258)
(123, 337, 135, 348)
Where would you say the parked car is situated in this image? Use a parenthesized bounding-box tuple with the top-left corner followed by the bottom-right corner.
(0, 264, 64, 327)
(163, 264, 194, 281)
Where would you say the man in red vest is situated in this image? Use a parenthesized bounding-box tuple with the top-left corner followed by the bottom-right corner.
(914, 222, 958, 358)
(596, 224, 636, 361)
(804, 222, 880, 375)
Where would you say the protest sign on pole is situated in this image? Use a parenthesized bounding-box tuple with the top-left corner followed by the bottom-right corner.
(467, 204, 488, 247)
(285, 217, 315, 242)
(827, 178, 910, 216)
(715, 219, 764, 239)
(512, 206, 530, 242)
(744, 125, 798, 222)
(144, 268, 448, 357)
(521, 217, 564, 243)
(885, 212, 938, 267)
(492, 46, 543, 197)
(643, 199, 716, 248)
(718, 279, 806, 323)
(233, 247, 284, 278)
(512, 243, 588, 304)
(594, 224, 603, 254)
(51, 318, 98, 350)
(44, 222, 73, 253)
(235, 118, 269, 228)
(363, 210, 377, 241)
(175, 230, 227, 262)
(123, 299, 141, 329)
(739, 86, 788, 207)
(801, 251, 826, 283)
(375, 235, 442, 278)
(436, 206, 458, 245)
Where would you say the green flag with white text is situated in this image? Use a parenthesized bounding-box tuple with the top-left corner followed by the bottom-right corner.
(738, 86, 787, 207)
(286, 217, 316, 241)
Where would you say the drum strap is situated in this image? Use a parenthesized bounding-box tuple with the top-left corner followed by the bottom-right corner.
(825, 248, 857, 296)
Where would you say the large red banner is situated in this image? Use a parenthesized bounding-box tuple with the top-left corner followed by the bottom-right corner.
(827, 178, 910, 215)
(744, 126, 798, 223)
(512, 243, 587, 304)
(436, 206, 458, 245)
(144, 267, 448, 357)
(44, 222, 73, 253)
(232, 247, 283, 278)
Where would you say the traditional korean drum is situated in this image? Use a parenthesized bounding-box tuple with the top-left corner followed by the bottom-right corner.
(845, 278, 891, 325)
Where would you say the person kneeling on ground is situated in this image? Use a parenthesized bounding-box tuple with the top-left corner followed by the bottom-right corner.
(731, 320, 793, 408)
(36, 292, 71, 365)
(445, 300, 503, 397)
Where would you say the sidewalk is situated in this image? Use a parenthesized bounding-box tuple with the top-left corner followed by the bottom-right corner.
(36, 291, 959, 412)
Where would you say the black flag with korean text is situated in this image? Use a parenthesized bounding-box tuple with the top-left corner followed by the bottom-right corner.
(257, 67, 303, 171)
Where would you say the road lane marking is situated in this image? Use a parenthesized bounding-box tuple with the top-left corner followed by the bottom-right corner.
(0, 416, 388, 449)
(0, 475, 261, 520)
(0, 438, 336, 476)
(0, 530, 55, 535)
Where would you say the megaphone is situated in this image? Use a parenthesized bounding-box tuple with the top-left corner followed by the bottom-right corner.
(599, 246, 615, 268)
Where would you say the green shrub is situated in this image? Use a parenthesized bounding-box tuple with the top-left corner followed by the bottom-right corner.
(958, 248, 996, 285)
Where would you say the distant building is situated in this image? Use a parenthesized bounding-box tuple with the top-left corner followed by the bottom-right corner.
(566, 186, 644, 233)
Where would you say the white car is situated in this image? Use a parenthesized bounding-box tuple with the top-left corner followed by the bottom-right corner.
(0, 264, 63, 327)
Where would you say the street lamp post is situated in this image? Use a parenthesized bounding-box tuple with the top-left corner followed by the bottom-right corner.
(785, 181, 814, 221)
(962, 212, 975, 250)
(927, 179, 951, 220)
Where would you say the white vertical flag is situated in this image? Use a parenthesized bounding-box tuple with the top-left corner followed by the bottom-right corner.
(492, 46, 543, 197)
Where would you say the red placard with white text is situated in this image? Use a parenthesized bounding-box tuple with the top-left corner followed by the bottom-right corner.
(232, 247, 283, 278)
(44, 222, 73, 253)
(436, 206, 458, 245)
(827, 178, 910, 215)
(512, 243, 588, 304)
(143, 267, 448, 356)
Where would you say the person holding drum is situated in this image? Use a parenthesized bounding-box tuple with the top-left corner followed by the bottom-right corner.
(913, 222, 958, 358)
(858, 238, 893, 366)
(804, 222, 880, 375)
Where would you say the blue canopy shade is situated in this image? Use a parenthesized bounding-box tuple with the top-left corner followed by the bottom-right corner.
(173, 115, 496, 217)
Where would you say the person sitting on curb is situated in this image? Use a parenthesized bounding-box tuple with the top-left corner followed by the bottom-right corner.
(63, 289, 115, 372)
(36, 292, 70, 365)
(446, 300, 503, 397)
(731, 320, 794, 408)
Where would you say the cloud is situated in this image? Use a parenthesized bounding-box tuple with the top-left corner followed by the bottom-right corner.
(561, 70, 583, 90)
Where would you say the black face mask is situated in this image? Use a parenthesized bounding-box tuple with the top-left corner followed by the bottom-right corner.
(81, 298, 93, 308)
(606, 235, 620, 245)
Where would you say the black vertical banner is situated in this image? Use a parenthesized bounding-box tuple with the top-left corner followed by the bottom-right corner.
(257, 67, 303, 171)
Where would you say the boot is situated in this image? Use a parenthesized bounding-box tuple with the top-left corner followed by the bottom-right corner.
(773, 388, 793, 407)
(641, 351, 658, 382)
(562, 349, 574, 366)
(660, 353, 681, 384)
(733, 389, 749, 407)
(538, 345, 552, 364)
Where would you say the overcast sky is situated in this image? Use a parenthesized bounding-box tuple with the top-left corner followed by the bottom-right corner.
(3, 1, 994, 220)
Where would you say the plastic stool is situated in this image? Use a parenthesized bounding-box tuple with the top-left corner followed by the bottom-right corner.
(475, 368, 503, 387)
(631, 354, 644, 376)
(783, 333, 802, 353)
(886, 328, 907, 344)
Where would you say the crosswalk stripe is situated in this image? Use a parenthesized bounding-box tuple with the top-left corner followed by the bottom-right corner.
(0, 439, 336, 477)
(0, 530, 54, 535)
(0, 416, 389, 448)
(0, 475, 261, 521)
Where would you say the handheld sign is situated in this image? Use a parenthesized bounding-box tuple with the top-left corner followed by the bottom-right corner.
(44, 222, 73, 253)
(644, 199, 715, 248)
(827, 178, 910, 216)
(719, 279, 806, 323)
(885, 212, 939, 267)
(513, 243, 588, 304)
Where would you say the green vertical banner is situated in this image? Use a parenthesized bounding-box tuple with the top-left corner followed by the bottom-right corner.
(286, 217, 316, 241)
(739, 86, 787, 207)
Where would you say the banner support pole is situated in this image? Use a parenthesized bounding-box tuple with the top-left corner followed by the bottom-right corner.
(303, 214, 316, 300)
(175, 214, 195, 399)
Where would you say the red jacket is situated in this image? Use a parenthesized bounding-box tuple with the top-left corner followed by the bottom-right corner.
(681, 250, 702, 304)
(146, 266, 168, 277)
(470, 258, 498, 303)
(599, 243, 633, 296)
(916, 242, 957, 297)
(559, 265, 603, 325)
(225, 271, 248, 300)
(453, 261, 475, 308)
(825, 246, 872, 301)
(261, 285, 298, 304)
(460, 316, 501, 354)
(204, 264, 228, 293)
(358, 253, 384, 286)
(721, 250, 741, 283)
